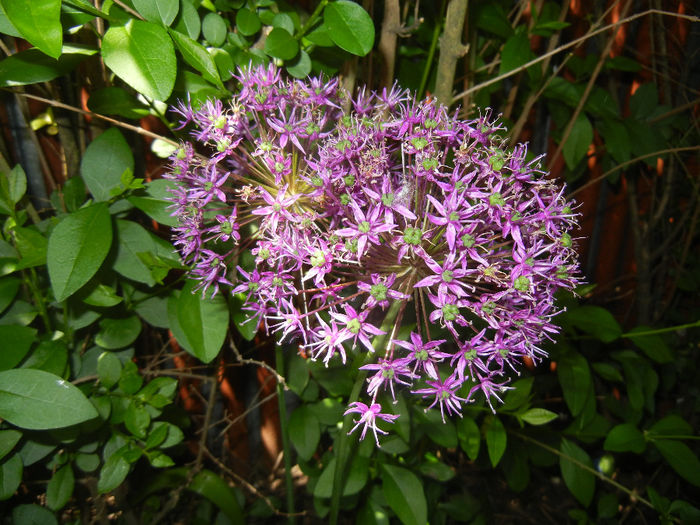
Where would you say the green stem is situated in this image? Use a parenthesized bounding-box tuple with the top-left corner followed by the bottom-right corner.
(275, 345, 295, 525)
(329, 299, 404, 525)
(621, 320, 700, 338)
(296, 0, 329, 40)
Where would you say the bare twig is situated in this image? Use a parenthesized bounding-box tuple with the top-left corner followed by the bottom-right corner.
(434, 0, 469, 107)
(377, 0, 400, 89)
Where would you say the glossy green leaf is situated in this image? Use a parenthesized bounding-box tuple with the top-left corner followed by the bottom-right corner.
(0, 44, 95, 87)
(95, 316, 141, 349)
(97, 351, 122, 388)
(133, 0, 179, 26)
(264, 27, 298, 60)
(80, 128, 134, 202)
(145, 422, 169, 449)
(314, 456, 369, 498)
(127, 178, 179, 227)
(0, 0, 62, 58)
(653, 440, 700, 487)
(169, 279, 228, 363)
(288, 405, 320, 461)
(598, 119, 631, 164)
(630, 83, 658, 121)
(82, 283, 122, 307)
(21, 339, 67, 376)
(648, 415, 693, 438)
(475, 3, 512, 39)
(520, 408, 558, 426)
(0, 164, 26, 206)
(457, 416, 480, 460)
(0, 325, 36, 370)
(562, 113, 593, 170)
(499, 29, 533, 75)
(591, 362, 623, 382)
(125, 403, 150, 439)
(324, 0, 374, 56)
(113, 219, 178, 286)
(557, 350, 592, 417)
(501, 376, 533, 411)
(286, 49, 311, 78)
(46, 464, 74, 510)
(235, 7, 260, 36)
(0, 368, 98, 429)
(118, 361, 143, 395)
(87, 87, 150, 119)
(0, 276, 19, 315)
(11, 504, 56, 524)
(173, 0, 200, 39)
(625, 326, 673, 363)
(61, 175, 86, 212)
(13, 226, 48, 270)
(201, 12, 226, 47)
(0, 2, 19, 36)
(47, 203, 112, 302)
(169, 29, 222, 86)
(102, 19, 177, 101)
(230, 292, 259, 341)
(0, 430, 20, 462)
(603, 423, 646, 453)
(381, 464, 427, 525)
(189, 469, 244, 525)
(98, 451, 129, 493)
(560, 438, 595, 507)
(0, 453, 21, 500)
(484, 415, 507, 467)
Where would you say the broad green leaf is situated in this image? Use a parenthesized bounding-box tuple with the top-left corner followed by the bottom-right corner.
(598, 119, 631, 164)
(125, 403, 150, 438)
(80, 128, 134, 201)
(560, 438, 595, 507)
(0, 325, 36, 370)
(118, 361, 143, 395)
(201, 12, 226, 46)
(591, 362, 623, 382)
(13, 226, 48, 269)
(21, 339, 67, 376)
(286, 49, 311, 78)
(0, 0, 62, 58)
(95, 316, 142, 349)
(97, 351, 122, 388)
(264, 27, 298, 60)
(630, 83, 658, 121)
(0, 276, 19, 315)
(82, 283, 122, 307)
(87, 87, 150, 119)
(98, 452, 129, 493)
(520, 408, 558, 426)
(46, 464, 74, 510)
(603, 423, 646, 453)
(418, 456, 455, 482)
(484, 415, 507, 467)
(562, 114, 593, 170)
(653, 440, 700, 487)
(168, 29, 222, 86)
(0, 45, 96, 86)
(169, 279, 228, 363)
(126, 178, 178, 226)
(625, 326, 673, 363)
(102, 19, 177, 101)
(0, 368, 98, 429)
(133, 0, 179, 26)
(475, 3, 512, 39)
(235, 7, 260, 36)
(189, 469, 244, 525)
(314, 456, 369, 498)
(557, 350, 592, 416)
(288, 405, 320, 461)
(324, 0, 374, 56)
(145, 422, 169, 449)
(173, 0, 200, 39)
(457, 416, 480, 460)
(0, 454, 23, 499)
(271, 13, 295, 34)
(381, 464, 427, 525)
(499, 29, 533, 75)
(565, 305, 622, 343)
(0, 430, 20, 462)
(61, 175, 86, 212)
(0, 2, 20, 36)
(133, 292, 169, 328)
(419, 408, 457, 448)
(229, 292, 259, 341)
(4, 164, 26, 205)
(648, 415, 693, 438)
(11, 504, 56, 525)
(502, 444, 530, 492)
(113, 219, 177, 286)
(605, 56, 641, 72)
(501, 376, 533, 411)
(47, 203, 112, 301)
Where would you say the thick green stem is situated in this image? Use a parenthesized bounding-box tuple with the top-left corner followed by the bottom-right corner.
(329, 299, 404, 525)
(275, 345, 295, 525)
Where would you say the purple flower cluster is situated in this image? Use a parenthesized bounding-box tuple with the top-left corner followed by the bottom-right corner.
(167, 64, 580, 445)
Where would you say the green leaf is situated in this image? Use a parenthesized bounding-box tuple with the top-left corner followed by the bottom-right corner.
(0, 44, 96, 86)
(169, 279, 228, 363)
(2, 164, 26, 205)
(127, 178, 178, 226)
(564, 305, 622, 342)
(630, 83, 658, 121)
(648, 415, 693, 438)
(499, 29, 533, 75)
(46, 464, 74, 510)
(314, 456, 369, 498)
(125, 403, 150, 439)
(286, 49, 311, 78)
(475, 3, 512, 39)
(501, 376, 533, 411)
(169, 29, 222, 87)
(80, 128, 134, 201)
(61, 176, 86, 212)
(520, 408, 558, 426)
(381, 464, 427, 525)
(0, 2, 20, 37)
(98, 451, 129, 493)
(21, 339, 67, 376)
(484, 415, 507, 467)
(113, 219, 177, 286)
(102, 19, 177, 101)
(189, 469, 244, 525)
(625, 326, 673, 363)
(288, 405, 320, 461)
(653, 440, 700, 487)
(0, 368, 98, 429)
(145, 421, 169, 449)
(598, 119, 631, 164)
(47, 203, 112, 302)
(11, 504, 56, 524)
(603, 423, 646, 453)
(0, 430, 21, 462)
(133, 0, 179, 26)
(0, 276, 19, 315)
(0, 325, 36, 370)
(95, 316, 142, 349)
(87, 87, 150, 119)
(0, 0, 62, 58)
(456, 416, 480, 460)
(591, 362, 623, 382)
(0, 453, 22, 500)
(324, 0, 374, 56)
(235, 7, 260, 36)
(97, 351, 123, 389)
(173, 0, 200, 39)
(13, 226, 48, 269)
(560, 438, 595, 507)
(201, 12, 227, 47)
(82, 283, 122, 307)
(557, 350, 592, 416)
(264, 27, 298, 60)
(562, 113, 593, 170)
(229, 292, 259, 341)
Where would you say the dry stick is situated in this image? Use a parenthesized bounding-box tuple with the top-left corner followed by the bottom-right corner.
(434, 0, 469, 108)
(548, 0, 633, 170)
(451, 8, 700, 103)
(4, 90, 179, 147)
(377, 0, 400, 90)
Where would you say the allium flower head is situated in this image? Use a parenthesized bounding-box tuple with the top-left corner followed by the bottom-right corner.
(167, 64, 580, 445)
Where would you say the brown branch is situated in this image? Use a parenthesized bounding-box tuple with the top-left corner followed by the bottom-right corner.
(434, 0, 469, 107)
(377, 0, 400, 89)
